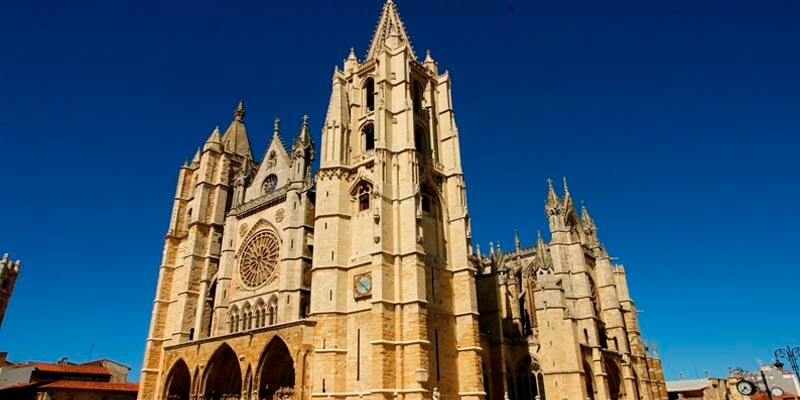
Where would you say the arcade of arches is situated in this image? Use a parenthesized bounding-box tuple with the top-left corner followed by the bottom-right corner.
(162, 336, 297, 400)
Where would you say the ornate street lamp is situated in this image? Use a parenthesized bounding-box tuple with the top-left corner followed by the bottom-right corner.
(774, 346, 800, 382)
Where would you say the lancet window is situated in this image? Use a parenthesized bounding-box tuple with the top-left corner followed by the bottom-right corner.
(267, 296, 278, 326)
(365, 78, 375, 112)
(508, 357, 546, 400)
(356, 182, 372, 212)
(362, 123, 375, 151)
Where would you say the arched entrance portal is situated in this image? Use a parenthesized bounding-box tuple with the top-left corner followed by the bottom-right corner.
(164, 359, 191, 400)
(256, 336, 295, 400)
(204, 344, 242, 400)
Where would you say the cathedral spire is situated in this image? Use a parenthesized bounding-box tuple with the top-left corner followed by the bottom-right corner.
(221, 99, 253, 158)
(545, 178, 560, 214)
(292, 114, 314, 153)
(562, 176, 574, 211)
(581, 201, 601, 248)
(203, 126, 223, 151)
(366, 0, 417, 60)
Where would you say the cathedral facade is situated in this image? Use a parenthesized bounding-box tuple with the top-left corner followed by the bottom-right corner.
(137, 2, 666, 400)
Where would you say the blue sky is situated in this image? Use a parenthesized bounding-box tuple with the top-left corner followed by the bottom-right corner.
(1, 0, 799, 382)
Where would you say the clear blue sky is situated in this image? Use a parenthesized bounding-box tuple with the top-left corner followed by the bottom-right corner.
(1, 0, 798, 382)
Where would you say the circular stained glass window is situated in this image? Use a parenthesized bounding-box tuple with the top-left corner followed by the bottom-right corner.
(239, 230, 280, 289)
(263, 175, 278, 194)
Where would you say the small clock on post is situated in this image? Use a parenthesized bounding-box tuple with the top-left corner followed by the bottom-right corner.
(354, 272, 373, 299)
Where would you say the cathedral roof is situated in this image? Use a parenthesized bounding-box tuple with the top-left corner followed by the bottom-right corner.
(366, 0, 417, 60)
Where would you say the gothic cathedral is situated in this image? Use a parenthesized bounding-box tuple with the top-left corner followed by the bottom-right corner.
(137, 2, 667, 400)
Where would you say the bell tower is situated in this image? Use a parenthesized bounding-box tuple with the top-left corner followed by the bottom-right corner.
(311, 1, 482, 399)
(0, 253, 20, 331)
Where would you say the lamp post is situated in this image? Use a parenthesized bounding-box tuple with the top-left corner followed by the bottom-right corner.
(775, 346, 800, 382)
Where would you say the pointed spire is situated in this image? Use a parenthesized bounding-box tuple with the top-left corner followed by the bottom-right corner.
(221, 100, 253, 158)
(292, 114, 314, 153)
(423, 49, 438, 74)
(234, 99, 245, 121)
(514, 229, 521, 251)
(366, 0, 417, 60)
(580, 201, 590, 221)
(344, 47, 359, 72)
(562, 176, 574, 209)
(206, 126, 221, 144)
(536, 230, 546, 251)
(190, 147, 201, 166)
(273, 117, 281, 135)
(545, 178, 560, 209)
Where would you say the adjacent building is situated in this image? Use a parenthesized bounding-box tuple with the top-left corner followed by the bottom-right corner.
(137, 2, 668, 400)
(0, 354, 138, 400)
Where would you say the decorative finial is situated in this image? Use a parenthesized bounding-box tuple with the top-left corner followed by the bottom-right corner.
(562, 176, 569, 194)
(514, 229, 521, 250)
(537, 230, 542, 239)
(347, 47, 357, 60)
(425, 49, 434, 63)
(234, 99, 245, 121)
(274, 117, 281, 133)
(302, 114, 310, 126)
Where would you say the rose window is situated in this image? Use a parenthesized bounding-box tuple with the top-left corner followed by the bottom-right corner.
(239, 230, 280, 289)
(263, 175, 278, 194)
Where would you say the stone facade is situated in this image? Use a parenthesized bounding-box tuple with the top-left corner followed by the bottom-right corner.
(137, 2, 667, 400)
(0, 253, 20, 331)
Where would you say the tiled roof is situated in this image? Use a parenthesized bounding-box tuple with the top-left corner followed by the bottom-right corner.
(749, 391, 800, 400)
(39, 380, 139, 392)
(665, 378, 710, 392)
(31, 363, 110, 375)
(0, 381, 42, 391)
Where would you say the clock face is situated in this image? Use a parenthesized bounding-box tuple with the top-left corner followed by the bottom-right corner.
(771, 386, 784, 397)
(354, 274, 372, 296)
(737, 380, 756, 396)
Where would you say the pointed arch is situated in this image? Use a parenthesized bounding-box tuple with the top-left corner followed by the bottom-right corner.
(255, 336, 296, 400)
(244, 365, 253, 400)
(349, 179, 374, 213)
(419, 183, 447, 260)
(605, 358, 623, 400)
(267, 295, 278, 326)
(203, 343, 242, 400)
(163, 359, 191, 400)
(364, 77, 375, 112)
(508, 356, 546, 400)
(255, 298, 267, 328)
(229, 305, 240, 333)
(361, 122, 375, 152)
(241, 302, 253, 331)
(583, 360, 595, 400)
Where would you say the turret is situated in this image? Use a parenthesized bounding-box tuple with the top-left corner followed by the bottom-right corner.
(290, 115, 314, 188)
(0, 253, 21, 330)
